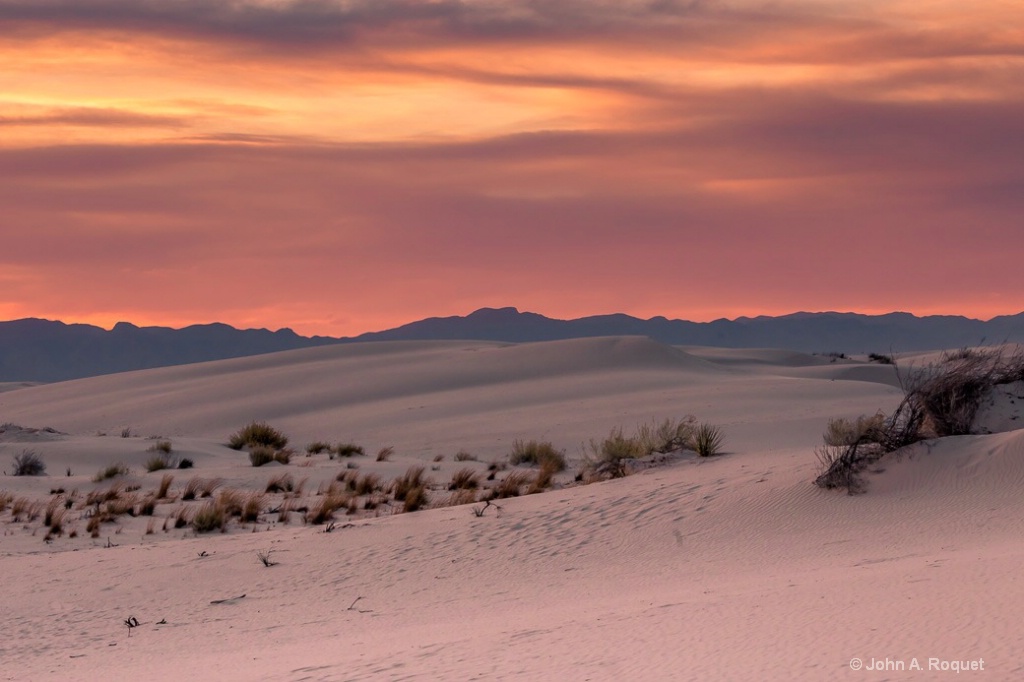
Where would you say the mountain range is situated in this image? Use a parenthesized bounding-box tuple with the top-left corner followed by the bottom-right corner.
(2, 308, 1022, 383)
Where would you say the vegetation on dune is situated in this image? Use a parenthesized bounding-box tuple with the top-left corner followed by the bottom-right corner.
(816, 346, 1024, 494)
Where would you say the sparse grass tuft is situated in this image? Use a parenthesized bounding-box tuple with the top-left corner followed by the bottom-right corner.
(375, 446, 395, 462)
(12, 450, 46, 476)
(249, 446, 276, 467)
(354, 472, 382, 496)
(454, 450, 477, 462)
(228, 421, 288, 450)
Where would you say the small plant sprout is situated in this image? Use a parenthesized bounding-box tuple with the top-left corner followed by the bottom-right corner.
(256, 549, 277, 567)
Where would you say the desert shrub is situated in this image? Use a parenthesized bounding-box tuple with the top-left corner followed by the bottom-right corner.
(902, 347, 1024, 437)
(637, 416, 697, 454)
(449, 468, 480, 490)
(249, 446, 276, 467)
(94, 462, 130, 482)
(868, 352, 895, 365)
(334, 443, 365, 458)
(692, 423, 724, 457)
(509, 440, 567, 471)
(393, 466, 426, 502)
(145, 453, 179, 472)
(375, 446, 395, 462)
(265, 473, 295, 493)
(306, 441, 332, 455)
(402, 485, 429, 513)
(274, 448, 293, 465)
(586, 428, 646, 478)
(121, 428, 132, 438)
(228, 421, 288, 450)
(12, 450, 46, 476)
(454, 450, 477, 462)
(148, 440, 172, 454)
(192, 501, 226, 533)
(178, 458, 194, 469)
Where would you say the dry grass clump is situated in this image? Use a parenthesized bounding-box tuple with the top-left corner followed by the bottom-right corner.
(44, 496, 67, 533)
(448, 468, 480, 490)
(454, 450, 477, 462)
(306, 441, 332, 455)
(138, 495, 157, 516)
(392, 466, 427, 502)
(12, 450, 46, 476)
(11, 497, 42, 522)
(249, 446, 276, 467)
(402, 485, 429, 513)
(354, 472, 383, 496)
(586, 427, 646, 478)
(148, 440, 173, 454)
(375, 446, 395, 462)
(306, 490, 349, 524)
(157, 473, 174, 500)
(636, 416, 698, 454)
(182, 476, 222, 500)
(0, 491, 12, 513)
(527, 460, 561, 494)
(145, 452, 179, 472)
(441, 488, 478, 507)
(265, 472, 295, 493)
(85, 482, 124, 506)
(192, 501, 227, 533)
(228, 421, 288, 450)
(490, 470, 533, 499)
(334, 443, 365, 458)
(823, 413, 887, 447)
(509, 440, 566, 471)
(93, 462, 130, 482)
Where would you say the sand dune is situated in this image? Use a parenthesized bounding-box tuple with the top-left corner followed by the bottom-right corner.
(1, 338, 1020, 680)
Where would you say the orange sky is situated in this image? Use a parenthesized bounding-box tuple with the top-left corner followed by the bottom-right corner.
(1, 0, 1022, 336)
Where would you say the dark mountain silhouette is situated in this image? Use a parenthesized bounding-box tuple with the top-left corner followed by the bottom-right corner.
(2, 308, 1022, 382)
(0, 319, 339, 383)
(354, 307, 1024, 352)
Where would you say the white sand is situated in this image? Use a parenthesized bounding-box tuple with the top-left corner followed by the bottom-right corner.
(1, 338, 1020, 680)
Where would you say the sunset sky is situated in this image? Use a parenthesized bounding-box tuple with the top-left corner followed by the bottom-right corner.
(2, 0, 1022, 336)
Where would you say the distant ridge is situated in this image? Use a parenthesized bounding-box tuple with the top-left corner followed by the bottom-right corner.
(0, 319, 338, 383)
(354, 307, 1024, 351)
(2, 308, 1022, 382)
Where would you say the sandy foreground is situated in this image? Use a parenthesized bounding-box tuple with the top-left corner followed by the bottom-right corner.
(0, 337, 1021, 681)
